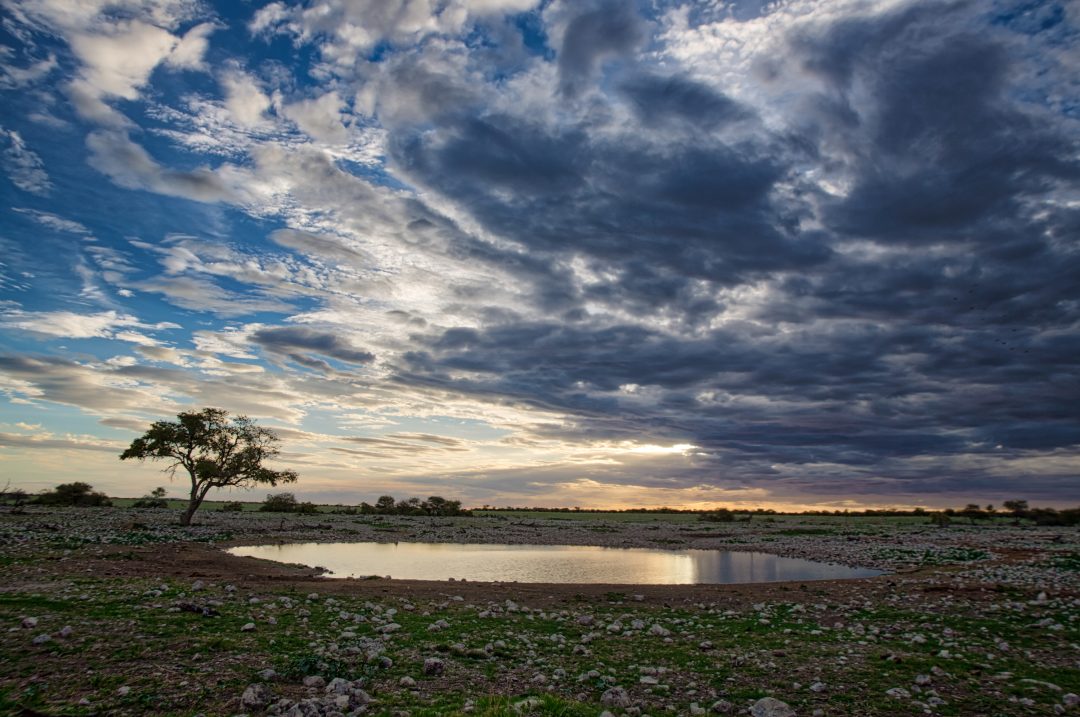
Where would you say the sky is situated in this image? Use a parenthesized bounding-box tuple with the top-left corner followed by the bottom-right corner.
(0, 0, 1078, 510)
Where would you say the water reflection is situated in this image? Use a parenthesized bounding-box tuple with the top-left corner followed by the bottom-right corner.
(227, 542, 882, 584)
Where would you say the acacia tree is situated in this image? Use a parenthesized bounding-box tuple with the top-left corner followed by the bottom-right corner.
(120, 408, 297, 526)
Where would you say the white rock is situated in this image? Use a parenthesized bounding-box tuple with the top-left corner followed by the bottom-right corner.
(240, 622, 256, 632)
(750, 697, 795, 717)
(240, 683, 272, 709)
(601, 686, 631, 708)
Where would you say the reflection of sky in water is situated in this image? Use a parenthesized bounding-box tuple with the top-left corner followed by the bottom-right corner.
(228, 543, 882, 584)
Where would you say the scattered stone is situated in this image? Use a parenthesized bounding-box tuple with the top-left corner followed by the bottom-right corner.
(240, 622, 256, 632)
(750, 697, 796, 717)
(886, 687, 911, 699)
(399, 676, 417, 688)
(178, 602, 220, 618)
(513, 696, 542, 713)
(710, 699, 733, 714)
(601, 686, 631, 708)
(57, 625, 73, 638)
(423, 657, 444, 676)
(302, 675, 326, 688)
(32, 633, 51, 645)
(21, 617, 38, 629)
(241, 683, 272, 709)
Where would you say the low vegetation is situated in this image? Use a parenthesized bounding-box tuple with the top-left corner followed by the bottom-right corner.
(33, 482, 112, 507)
(0, 506, 1076, 716)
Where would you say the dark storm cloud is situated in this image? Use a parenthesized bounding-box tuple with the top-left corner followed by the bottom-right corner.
(619, 74, 755, 130)
(250, 327, 375, 365)
(557, 0, 645, 98)
(785, 2, 1080, 241)
(374, 0, 1080, 502)
(392, 112, 828, 295)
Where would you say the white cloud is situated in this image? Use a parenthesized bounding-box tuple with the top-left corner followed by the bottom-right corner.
(221, 69, 272, 128)
(165, 21, 217, 70)
(7, 1, 214, 126)
(252, 0, 542, 66)
(0, 309, 177, 340)
(86, 130, 237, 203)
(11, 207, 91, 234)
(0, 128, 51, 195)
(281, 91, 349, 144)
(0, 52, 57, 89)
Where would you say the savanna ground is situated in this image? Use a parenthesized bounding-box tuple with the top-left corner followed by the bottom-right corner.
(0, 506, 1077, 717)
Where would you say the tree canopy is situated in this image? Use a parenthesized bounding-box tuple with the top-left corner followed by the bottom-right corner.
(120, 408, 297, 526)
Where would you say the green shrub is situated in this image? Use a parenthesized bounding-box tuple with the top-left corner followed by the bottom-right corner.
(132, 487, 169, 509)
(260, 493, 299, 512)
(220, 501, 244, 512)
(35, 482, 112, 507)
(700, 509, 735, 522)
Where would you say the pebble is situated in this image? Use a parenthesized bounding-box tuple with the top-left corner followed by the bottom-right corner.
(21, 617, 38, 629)
(240, 622, 256, 632)
(423, 657, 445, 676)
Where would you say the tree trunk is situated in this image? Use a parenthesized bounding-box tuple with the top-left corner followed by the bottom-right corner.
(180, 500, 199, 526)
(180, 473, 207, 526)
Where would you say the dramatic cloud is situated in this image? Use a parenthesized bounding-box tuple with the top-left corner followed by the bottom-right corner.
(0, 0, 1077, 507)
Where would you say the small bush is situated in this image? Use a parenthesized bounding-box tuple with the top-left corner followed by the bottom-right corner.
(260, 493, 299, 512)
(700, 509, 735, 523)
(295, 501, 319, 514)
(36, 482, 112, 507)
(220, 501, 244, 512)
(132, 487, 169, 509)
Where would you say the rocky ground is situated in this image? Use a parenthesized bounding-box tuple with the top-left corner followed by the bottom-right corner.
(0, 506, 1077, 716)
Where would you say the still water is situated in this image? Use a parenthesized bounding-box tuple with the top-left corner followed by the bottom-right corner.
(228, 542, 882, 584)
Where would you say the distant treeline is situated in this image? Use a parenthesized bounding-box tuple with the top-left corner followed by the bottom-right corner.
(2, 484, 1075, 525)
(941, 500, 1080, 526)
(477, 505, 936, 517)
(348, 495, 472, 517)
